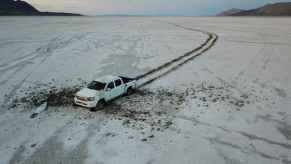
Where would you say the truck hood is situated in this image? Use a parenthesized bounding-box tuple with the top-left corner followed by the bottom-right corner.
(76, 88, 99, 98)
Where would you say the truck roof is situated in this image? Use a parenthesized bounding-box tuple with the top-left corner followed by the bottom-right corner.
(95, 75, 120, 83)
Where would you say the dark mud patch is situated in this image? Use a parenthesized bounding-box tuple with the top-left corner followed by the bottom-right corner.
(95, 89, 179, 131)
(11, 81, 253, 116)
(75, 100, 175, 133)
(9, 81, 256, 132)
(58, 88, 181, 133)
(11, 86, 179, 131)
(9, 85, 83, 109)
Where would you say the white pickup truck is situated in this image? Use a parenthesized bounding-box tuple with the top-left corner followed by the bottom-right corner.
(74, 75, 137, 110)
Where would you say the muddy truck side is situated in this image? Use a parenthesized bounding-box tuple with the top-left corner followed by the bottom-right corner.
(74, 75, 136, 110)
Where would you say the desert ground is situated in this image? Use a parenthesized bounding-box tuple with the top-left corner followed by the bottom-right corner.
(0, 16, 291, 164)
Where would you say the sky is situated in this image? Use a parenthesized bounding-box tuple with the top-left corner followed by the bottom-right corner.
(24, 0, 291, 16)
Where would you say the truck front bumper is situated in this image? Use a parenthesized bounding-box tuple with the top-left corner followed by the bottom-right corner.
(74, 97, 96, 108)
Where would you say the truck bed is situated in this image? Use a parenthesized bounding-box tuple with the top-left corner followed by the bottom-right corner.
(119, 76, 135, 84)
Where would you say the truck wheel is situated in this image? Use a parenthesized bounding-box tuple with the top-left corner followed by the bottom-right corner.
(127, 87, 135, 95)
(91, 100, 106, 112)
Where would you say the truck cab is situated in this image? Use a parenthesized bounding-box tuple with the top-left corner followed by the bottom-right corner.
(74, 75, 136, 110)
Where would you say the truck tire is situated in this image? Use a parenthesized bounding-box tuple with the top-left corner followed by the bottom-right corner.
(91, 99, 106, 112)
(126, 87, 135, 95)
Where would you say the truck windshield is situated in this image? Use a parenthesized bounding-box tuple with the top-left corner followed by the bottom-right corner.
(87, 81, 106, 91)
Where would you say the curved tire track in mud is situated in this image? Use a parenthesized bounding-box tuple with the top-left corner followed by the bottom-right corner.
(135, 22, 218, 87)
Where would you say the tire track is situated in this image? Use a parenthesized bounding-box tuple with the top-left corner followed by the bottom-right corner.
(135, 22, 218, 87)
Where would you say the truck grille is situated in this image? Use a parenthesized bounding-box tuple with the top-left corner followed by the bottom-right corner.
(76, 96, 87, 101)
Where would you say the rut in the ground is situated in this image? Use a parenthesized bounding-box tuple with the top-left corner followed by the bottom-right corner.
(135, 22, 218, 87)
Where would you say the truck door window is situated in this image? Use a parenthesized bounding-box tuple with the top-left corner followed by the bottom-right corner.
(107, 82, 114, 89)
(115, 79, 122, 87)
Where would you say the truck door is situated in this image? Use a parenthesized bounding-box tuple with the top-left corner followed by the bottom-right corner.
(114, 79, 124, 97)
(105, 81, 115, 101)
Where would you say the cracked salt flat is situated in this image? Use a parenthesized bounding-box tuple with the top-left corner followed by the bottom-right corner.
(0, 17, 291, 164)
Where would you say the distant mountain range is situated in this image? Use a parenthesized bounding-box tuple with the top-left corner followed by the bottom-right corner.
(0, 0, 82, 16)
(217, 9, 245, 16)
(217, 2, 291, 16)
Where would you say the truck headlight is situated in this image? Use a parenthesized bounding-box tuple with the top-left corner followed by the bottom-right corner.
(87, 97, 95, 101)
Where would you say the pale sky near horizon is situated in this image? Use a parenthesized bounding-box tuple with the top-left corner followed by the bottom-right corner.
(24, 0, 291, 16)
